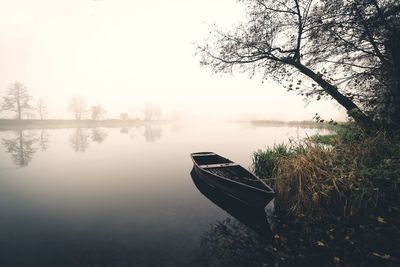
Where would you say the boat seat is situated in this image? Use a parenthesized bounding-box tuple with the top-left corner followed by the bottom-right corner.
(200, 163, 239, 168)
(192, 153, 216, 157)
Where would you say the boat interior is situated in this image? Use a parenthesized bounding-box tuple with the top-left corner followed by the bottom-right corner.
(191, 153, 233, 166)
(192, 152, 271, 191)
(206, 166, 267, 190)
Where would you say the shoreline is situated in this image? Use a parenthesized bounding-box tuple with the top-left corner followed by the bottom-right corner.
(0, 119, 170, 130)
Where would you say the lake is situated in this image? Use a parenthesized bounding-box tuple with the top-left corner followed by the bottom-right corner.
(0, 121, 329, 266)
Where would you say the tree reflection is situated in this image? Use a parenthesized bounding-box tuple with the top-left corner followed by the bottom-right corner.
(1, 130, 42, 167)
(91, 128, 108, 143)
(38, 129, 50, 151)
(120, 127, 129, 134)
(69, 128, 90, 152)
(143, 125, 162, 143)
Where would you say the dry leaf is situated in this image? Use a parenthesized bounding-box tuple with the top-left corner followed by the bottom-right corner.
(377, 217, 387, 224)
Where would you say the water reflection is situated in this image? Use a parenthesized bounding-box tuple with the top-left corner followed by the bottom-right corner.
(38, 130, 50, 151)
(69, 128, 90, 153)
(1, 124, 165, 167)
(0, 123, 332, 265)
(197, 217, 274, 267)
(190, 169, 271, 236)
(190, 169, 275, 266)
(120, 127, 129, 134)
(143, 125, 162, 143)
(119, 125, 163, 142)
(91, 128, 108, 143)
(1, 130, 49, 167)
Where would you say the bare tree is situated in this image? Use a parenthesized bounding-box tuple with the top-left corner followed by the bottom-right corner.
(37, 98, 48, 120)
(1, 82, 33, 120)
(198, 0, 400, 130)
(143, 104, 161, 121)
(68, 97, 87, 120)
(90, 105, 107, 120)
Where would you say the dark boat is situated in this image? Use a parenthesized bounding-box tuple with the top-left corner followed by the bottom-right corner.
(190, 152, 275, 208)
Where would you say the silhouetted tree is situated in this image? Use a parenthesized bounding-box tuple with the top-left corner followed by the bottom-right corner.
(0, 82, 33, 120)
(36, 98, 48, 120)
(90, 105, 107, 120)
(198, 0, 400, 130)
(69, 128, 90, 152)
(143, 104, 161, 121)
(2, 130, 38, 167)
(69, 97, 87, 120)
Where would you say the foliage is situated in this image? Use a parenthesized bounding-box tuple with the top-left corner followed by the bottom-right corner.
(252, 144, 292, 178)
(309, 134, 337, 145)
(198, 0, 400, 130)
(0, 82, 33, 120)
(310, 123, 361, 144)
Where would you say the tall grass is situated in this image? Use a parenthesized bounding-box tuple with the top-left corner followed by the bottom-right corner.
(253, 127, 400, 221)
(251, 144, 292, 179)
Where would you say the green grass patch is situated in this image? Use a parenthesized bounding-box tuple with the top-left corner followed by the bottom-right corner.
(251, 144, 292, 179)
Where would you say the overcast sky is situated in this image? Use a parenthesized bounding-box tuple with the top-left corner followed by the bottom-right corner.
(0, 0, 347, 121)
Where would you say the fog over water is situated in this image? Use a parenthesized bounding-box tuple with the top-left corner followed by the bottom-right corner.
(0, 122, 331, 266)
(0, 0, 347, 121)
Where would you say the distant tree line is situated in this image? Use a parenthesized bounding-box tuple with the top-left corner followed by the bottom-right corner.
(0, 82, 162, 121)
(0, 82, 48, 120)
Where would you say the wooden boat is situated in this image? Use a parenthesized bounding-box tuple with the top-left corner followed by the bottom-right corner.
(190, 152, 275, 208)
(190, 168, 271, 236)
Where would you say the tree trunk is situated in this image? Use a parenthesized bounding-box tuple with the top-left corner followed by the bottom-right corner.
(293, 62, 377, 131)
(388, 30, 400, 129)
(17, 96, 21, 120)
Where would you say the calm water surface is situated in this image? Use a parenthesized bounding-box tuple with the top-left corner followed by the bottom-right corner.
(0, 122, 328, 266)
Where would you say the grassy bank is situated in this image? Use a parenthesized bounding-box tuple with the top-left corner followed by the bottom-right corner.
(252, 124, 400, 266)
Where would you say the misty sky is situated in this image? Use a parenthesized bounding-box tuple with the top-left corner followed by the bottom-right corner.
(0, 0, 347, 121)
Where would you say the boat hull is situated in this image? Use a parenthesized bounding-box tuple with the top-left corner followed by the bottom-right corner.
(192, 164, 274, 208)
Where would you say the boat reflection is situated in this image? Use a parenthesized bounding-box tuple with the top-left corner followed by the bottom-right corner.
(190, 168, 271, 237)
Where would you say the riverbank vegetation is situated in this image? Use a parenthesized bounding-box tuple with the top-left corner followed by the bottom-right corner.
(252, 124, 399, 266)
(199, 0, 399, 263)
